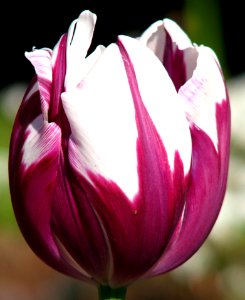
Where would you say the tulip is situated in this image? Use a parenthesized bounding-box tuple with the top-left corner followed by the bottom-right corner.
(9, 10, 230, 300)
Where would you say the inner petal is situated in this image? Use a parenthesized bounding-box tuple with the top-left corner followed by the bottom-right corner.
(61, 43, 139, 200)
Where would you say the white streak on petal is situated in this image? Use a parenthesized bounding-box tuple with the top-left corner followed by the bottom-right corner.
(54, 234, 93, 280)
(179, 46, 226, 150)
(68, 138, 97, 185)
(25, 49, 52, 82)
(22, 115, 61, 169)
(24, 81, 39, 102)
(25, 49, 52, 118)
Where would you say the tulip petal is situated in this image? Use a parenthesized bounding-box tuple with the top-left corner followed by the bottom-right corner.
(61, 42, 139, 200)
(140, 18, 198, 91)
(9, 78, 42, 169)
(25, 49, 52, 119)
(144, 49, 230, 276)
(65, 10, 97, 91)
(49, 147, 112, 284)
(145, 100, 230, 275)
(118, 35, 192, 176)
(9, 107, 94, 281)
(180, 46, 227, 150)
(25, 33, 68, 122)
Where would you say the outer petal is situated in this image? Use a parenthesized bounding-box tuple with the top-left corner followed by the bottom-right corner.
(8, 100, 93, 281)
(61, 35, 192, 287)
(49, 143, 112, 285)
(144, 45, 230, 276)
(25, 48, 52, 119)
(140, 18, 198, 91)
(118, 35, 192, 180)
(180, 46, 227, 150)
(61, 42, 139, 200)
(25, 34, 68, 123)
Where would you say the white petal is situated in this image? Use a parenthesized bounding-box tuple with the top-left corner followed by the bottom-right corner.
(119, 35, 192, 175)
(62, 43, 139, 199)
(65, 10, 97, 90)
(76, 45, 106, 87)
(140, 20, 166, 61)
(179, 46, 226, 150)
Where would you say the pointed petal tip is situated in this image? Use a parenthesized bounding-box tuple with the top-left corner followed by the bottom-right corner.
(79, 9, 97, 22)
(139, 19, 164, 41)
(24, 48, 52, 63)
(162, 18, 193, 50)
(65, 10, 98, 91)
(67, 10, 97, 46)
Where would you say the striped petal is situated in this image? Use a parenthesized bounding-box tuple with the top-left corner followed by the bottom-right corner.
(61, 42, 139, 200)
(180, 46, 227, 150)
(25, 49, 52, 119)
(61, 35, 192, 287)
(25, 34, 67, 123)
(140, 18, 198, 91)
(49, 144, 111, 284)
(9, 106, 93, 281)
(118, 35, 192, 179)
(144, 44, 230, 277)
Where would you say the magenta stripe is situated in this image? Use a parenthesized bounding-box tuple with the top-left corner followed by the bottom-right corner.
(48, 34, 67, 123)
(163, 31, 187, 91)
(117, 38, 187, 262)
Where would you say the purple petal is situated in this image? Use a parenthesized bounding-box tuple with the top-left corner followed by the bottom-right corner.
(9, 112, 92, 281)
(140, 29, 230, 277)
(145, 98, 230, 276)
(49, 34, 67, 124)
(50, 155, 111, 284)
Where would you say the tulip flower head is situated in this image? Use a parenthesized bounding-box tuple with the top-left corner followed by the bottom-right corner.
(9, 10, 230, 299)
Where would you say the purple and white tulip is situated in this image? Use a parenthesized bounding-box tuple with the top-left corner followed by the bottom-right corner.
(9, 10, 230, 290)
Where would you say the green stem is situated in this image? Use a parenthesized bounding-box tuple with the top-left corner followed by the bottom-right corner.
(98, 285, 127, 300)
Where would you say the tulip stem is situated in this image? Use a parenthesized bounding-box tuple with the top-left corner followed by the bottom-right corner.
(98, 285, 127, 300)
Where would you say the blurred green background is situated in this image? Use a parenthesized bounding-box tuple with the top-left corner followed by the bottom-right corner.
(1, 0, 245, 299)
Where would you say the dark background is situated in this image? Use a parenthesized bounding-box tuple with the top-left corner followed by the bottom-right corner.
(0, 0, 244, 89)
